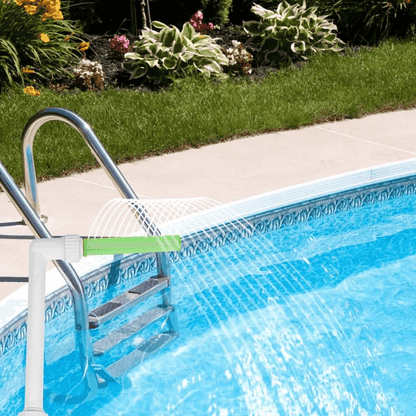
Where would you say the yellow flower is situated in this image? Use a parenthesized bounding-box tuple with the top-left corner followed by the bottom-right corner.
(39, 0, 56, 7)
(22, 67, 35, 73)
(17, 0, 41, 14)
(24, 4, 38, 14)
(19, 0, 36, 6)
(38, 33, 50, 43)
(24, 86, 41, 96)
(79, 41, 89, 52)
(7, 0, 64, 21)
(12, 0, 64, 20)
(41, 10, 63, 21)
(198, 36, 205, 38)
(64, 32, 75, 42)
(42, 1, 61, 14)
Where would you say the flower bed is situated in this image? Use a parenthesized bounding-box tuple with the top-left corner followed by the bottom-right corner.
(31, 25, 309, 96)
(1, 2, 377, 97)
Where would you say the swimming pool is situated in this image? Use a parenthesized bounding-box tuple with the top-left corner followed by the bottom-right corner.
(1, 159, 416, 415)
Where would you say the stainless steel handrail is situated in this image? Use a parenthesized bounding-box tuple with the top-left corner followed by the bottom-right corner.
(0, 107, 172, 402)
(21, 108, 171, 278)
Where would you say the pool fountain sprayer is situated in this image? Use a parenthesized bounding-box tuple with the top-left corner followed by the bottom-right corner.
(18, 234, 181, 416)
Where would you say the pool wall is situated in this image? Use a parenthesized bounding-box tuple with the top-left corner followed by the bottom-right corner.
(1, 158, 416, 359)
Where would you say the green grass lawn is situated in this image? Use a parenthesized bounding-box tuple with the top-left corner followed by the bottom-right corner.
(1, 34, 416, 190)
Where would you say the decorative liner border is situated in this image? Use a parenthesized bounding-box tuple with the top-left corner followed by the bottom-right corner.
(1, 174, 416, 358)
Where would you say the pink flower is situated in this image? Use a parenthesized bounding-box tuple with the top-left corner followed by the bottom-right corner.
(190, 11, 214, 33)
(193, 11, 203, 21)
(110, 35, 130, 54)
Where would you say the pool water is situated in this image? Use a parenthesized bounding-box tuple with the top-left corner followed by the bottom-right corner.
(2, 191, 416, 415)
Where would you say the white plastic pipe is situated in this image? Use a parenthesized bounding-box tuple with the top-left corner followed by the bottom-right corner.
(18, 235, 83, 416)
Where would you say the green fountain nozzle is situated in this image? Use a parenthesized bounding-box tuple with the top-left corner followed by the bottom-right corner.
(83, 235, 181, 256)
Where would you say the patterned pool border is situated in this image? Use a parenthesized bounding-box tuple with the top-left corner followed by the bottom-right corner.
(1, 170, 416, 358)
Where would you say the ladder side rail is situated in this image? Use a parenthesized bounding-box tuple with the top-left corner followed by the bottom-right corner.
(0, 160, 99, 401)
(21, 107, 170, 279)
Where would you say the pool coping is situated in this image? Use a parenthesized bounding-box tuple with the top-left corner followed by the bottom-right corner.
(1, 156, 416, 356)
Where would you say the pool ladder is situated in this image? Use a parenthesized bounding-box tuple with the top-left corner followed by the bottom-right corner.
(90, 275, 178, 385)
(0, 108, 178, 401)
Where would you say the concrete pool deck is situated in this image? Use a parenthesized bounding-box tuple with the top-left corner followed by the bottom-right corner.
(1, 107, 416, 301)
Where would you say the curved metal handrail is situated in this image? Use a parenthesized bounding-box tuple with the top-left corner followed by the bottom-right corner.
(21, 107, 170, 277)
(0, 107, 171, 402)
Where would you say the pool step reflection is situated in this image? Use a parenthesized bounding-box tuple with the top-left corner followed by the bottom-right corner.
(106, 332, 178, 379)
(88, 275, 178, 387)
(92, 305, 174, 356)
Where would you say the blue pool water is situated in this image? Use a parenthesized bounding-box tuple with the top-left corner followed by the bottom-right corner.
(1, 190, 416, 415)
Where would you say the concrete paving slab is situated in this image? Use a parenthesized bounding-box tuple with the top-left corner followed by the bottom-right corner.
(313, 110, 416, 155)
(2, 107, 416, 300)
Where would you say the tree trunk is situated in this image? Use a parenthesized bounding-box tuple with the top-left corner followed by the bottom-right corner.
(130, 0, 142, 35)
(146, 0, 152, 29)
(139, 0, 148, 30)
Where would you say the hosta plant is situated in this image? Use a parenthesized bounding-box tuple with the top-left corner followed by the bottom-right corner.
(122, 21, 231, 88)
(242, 1, 346, 67)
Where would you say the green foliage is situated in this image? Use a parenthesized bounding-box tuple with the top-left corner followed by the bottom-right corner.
(122, 20, 230, 88)
(308, 0, 416, 47)
(60, 0, 103, 34)
(146, 0, 232, 33)
(231, 0, 416, 47)
(200, 0, 233, 26)
(242, 1, 346, 67)
(0, 0, 86, 92)
(230, 0, 298, 25)
(275, 0, 416, 47)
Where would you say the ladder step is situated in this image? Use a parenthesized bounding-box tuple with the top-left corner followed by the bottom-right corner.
(0, 276, 28, 282)
(105, 332, 178, 379)
(93, 305, 173, 356)
(89, 276, 170, 329)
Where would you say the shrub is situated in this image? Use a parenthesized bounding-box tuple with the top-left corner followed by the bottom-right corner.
(229, 0, 300, 26)
(0, 0, 87, 92)
(242, 1, 346, 68)
(200, 0, 233, 27)
(122, 20, 230, 88)
(315, 0, 416, 47)
(285, 0, 416, 47)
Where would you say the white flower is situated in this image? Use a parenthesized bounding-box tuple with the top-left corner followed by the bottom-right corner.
(72, 58, 105, 85)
